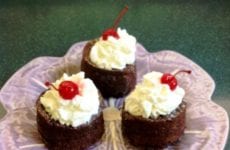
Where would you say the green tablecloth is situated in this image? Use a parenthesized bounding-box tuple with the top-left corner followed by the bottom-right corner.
(0, 0, 229, 149)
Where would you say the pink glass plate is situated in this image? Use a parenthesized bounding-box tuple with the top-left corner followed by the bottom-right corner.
(0, 41, 228, 150)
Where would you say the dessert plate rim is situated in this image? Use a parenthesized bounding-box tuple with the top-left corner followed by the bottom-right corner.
(0, 41, 228, 150)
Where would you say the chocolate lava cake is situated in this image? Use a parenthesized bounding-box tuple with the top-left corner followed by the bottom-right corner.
(121, 101, 186, 148)
(36, 99, 104, 150)
(81, 40, 136, 98)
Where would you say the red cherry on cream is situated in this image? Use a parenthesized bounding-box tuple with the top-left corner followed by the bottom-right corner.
(161, 73, 177, 90)
(102, 28, 119, 40)
(45, 81, 79, 100)
(161, 70, 191, 90)
(102, 6, 129, 41)
(59, 81, 79, 99)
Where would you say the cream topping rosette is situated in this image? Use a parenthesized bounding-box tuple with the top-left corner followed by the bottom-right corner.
(124, 71, 185, 119)
(89, 27, 136, 70)
(40, 72, 100, 127)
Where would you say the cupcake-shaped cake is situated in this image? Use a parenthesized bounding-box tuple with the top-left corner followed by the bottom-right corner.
(36, 72, 104, 150)
(122, 70, 190, 148)
(81, 6, 137, 98)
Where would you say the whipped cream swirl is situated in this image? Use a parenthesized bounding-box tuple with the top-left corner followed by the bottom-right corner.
(89, 27, 136, 70)
(40, 72, 100, 127)
(124, 71, 185, 119)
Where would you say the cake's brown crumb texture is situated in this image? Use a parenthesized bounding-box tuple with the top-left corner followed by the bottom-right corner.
(36, 100, 104, 150)
(81, 40, 136, 98)
(122, 102, 186, 148)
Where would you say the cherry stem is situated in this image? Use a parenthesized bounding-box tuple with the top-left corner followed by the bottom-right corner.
(174, 70, 192, 76)
(45, 81, 58, 91)
(112, 5, 129, 29)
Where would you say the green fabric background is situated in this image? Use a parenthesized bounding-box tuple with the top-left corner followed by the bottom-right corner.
(0, 0, 229, 149)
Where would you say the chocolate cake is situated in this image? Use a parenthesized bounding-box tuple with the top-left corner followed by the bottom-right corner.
(122, 101, 186, 148)
(81, 40, 136, 98)
(36, 99, 104, 150)
(36, 72, 105, 150)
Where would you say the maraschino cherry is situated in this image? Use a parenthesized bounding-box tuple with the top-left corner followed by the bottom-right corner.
(102, 28, 119, 40)
(102, 5, 129, 40)
(45, 81, 79, 100)
(161, 70, 191, 90)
